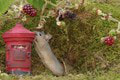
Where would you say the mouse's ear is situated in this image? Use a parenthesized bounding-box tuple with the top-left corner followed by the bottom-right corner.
(45, 34, 52, 40)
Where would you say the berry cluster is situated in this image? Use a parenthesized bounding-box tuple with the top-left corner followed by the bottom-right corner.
(58, 11, 77, 21)
(23, 4, 37, 17)
(64, 11, 77, 20)
(104, 36, 115, 46)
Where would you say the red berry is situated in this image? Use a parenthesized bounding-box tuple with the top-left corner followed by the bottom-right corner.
(23, 4, 37, 17)
(104, 36, 114, 46)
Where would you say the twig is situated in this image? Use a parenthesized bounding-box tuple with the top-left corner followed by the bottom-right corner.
(41, 0, 48, 16)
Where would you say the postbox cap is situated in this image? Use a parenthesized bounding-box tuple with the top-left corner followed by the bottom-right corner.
(2, 23, 35, 42)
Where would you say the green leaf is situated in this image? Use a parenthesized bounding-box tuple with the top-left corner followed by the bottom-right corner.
(27, 0, 57, 10)
(27, 0, 45, 10)
(0, 0, 14, 16)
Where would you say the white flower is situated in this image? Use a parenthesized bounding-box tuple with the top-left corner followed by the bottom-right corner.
(19, 4, 23, 11)
(97, 9, 103, 15)
(101, 17, 106, 20)
(56, 21, 62, 26)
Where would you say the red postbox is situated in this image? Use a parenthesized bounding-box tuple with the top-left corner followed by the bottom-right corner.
(2, 23, 35, 75)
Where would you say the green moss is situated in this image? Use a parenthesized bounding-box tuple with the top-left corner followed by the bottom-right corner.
(0, 70, 120, 80)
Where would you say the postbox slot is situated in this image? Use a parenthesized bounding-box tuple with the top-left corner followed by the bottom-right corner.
(12, 45, 27, 49)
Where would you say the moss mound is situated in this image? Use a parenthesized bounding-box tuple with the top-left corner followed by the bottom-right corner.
(0, 1, 120, 76)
